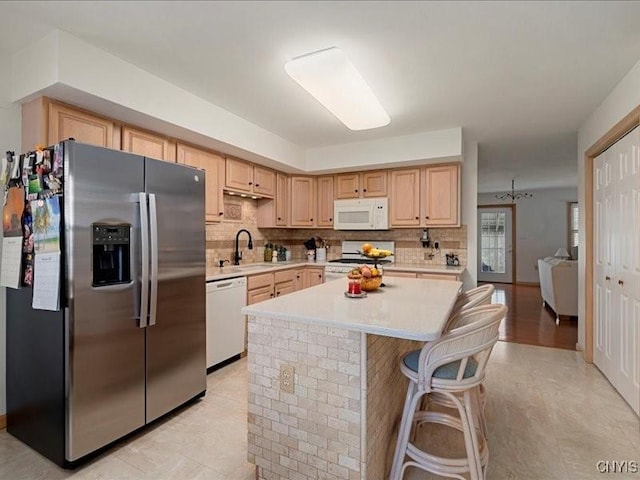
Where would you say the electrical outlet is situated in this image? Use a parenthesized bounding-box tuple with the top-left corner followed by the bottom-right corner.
(280, 365, 295, 394)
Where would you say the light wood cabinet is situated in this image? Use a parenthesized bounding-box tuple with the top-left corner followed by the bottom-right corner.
(422, 164, 460, 227)
(253, 166, 276, 197)
(293, 269, 305, 291)
(247, 285, 274, 305)
(335, 171, 388, 199)
(317, 176, 334, 228)
(256, 172, 288, 228)
(384, 271, 418, 278)
(122, 126, 175, 162)
(48, 102, 117, 148)
(304, 268, 324, 288)
(290, 176, 315, 227)
(225, 157, 253, 192)
(225, 158, 276, 198)
(176, 143, 225, 222)
(275, 173, 288, 226)
(417, 273, 460, 281)
(389, 169, 421, 227)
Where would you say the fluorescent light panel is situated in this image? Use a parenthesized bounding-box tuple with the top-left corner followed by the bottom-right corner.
(285, 47, 390, 130)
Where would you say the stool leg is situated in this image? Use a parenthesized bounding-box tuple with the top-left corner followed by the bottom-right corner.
(389, 381, 422, 480)
(462, 390, 484, 480)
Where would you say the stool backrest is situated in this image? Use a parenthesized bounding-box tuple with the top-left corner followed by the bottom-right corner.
(445, 284, 495, 331)
(418, 304, 507, 390)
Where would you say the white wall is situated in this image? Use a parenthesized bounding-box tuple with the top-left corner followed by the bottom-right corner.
(462, 141, 478, 290)
(577, 57, 640, 350)
(0, 51, 23, 416)
(478, 186, 577, 284)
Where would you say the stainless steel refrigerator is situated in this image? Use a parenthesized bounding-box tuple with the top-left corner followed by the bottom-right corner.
(7, 141, 206, 467)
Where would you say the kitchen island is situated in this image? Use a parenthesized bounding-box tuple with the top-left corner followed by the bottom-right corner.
(241, 276, 462, 480)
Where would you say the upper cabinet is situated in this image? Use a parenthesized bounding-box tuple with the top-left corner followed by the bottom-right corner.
(389, 169, 421, 227)
(122, 126, 175, 162)
(256, 172, 288, 228)
(176, 143, 225, 223)
(422, 164, 460, 227)
(390, 164, 461, 228)
(48, 102, 117, 148)
(289, 176, 315, 227)
(316, 176, 334, 228)
(225, 157, 275, 198)
(335, 171, 388, 199)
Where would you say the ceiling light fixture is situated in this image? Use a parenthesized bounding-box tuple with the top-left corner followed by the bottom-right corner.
(494, 178, 534, 202)
(284, 47, 390, 130)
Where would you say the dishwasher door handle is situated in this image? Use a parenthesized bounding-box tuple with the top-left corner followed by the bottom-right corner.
(214, 281, 234, 289)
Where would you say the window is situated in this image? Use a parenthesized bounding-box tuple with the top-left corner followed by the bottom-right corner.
(569, 202, 579, 247)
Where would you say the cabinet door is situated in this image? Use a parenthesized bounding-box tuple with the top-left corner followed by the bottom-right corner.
(276, 173, 288, 226)
(275, 280, 295, 297)
(335, 173, 360, 199)
(176, 143, 224, 222)
(293, 269, 305, 291)
(122, 126, 175, 162)
(317, 176, 335, 228)
(422, 164, 460, 227)
(417, 273, 459, 281)
(253, 166, 276, 198)
(390, 169, 421, 227)
(362, 171, 388, 197)
(290, 177, 315, 227)
(49, 102, 115, 148)
(247, 285, 274, 305)
(384, 271, 417, 278)
(225, 158, 253, 192)
(304, 268, 324, 288)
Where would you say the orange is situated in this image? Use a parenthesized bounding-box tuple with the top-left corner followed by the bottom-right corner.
(361, 243, 373, 253)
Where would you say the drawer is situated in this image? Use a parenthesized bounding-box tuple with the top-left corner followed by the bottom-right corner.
(247, 272, 274, 290)
(274, 269, 297, 284)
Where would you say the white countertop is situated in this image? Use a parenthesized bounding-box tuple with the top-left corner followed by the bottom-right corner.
(207, 261, 465, 282)
(241, 276, 462, 341)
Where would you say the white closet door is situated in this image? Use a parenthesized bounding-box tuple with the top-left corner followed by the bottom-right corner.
(593, 125, 640, 415)
(614, 127, 639, 414)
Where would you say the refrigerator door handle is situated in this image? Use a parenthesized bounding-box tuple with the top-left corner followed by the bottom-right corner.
(148, 193, 159, 326)
(139, 192, 150, 328)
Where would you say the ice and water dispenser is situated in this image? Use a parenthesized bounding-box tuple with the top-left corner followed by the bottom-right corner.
(92, 223, 131, 286)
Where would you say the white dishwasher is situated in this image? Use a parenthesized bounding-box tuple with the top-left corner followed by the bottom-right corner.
(206, 276, 247, 370)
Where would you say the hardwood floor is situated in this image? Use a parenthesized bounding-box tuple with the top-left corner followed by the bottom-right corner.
(484, 282, 578, 350)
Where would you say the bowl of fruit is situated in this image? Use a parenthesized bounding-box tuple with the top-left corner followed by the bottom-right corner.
(348, 265, 383, 291)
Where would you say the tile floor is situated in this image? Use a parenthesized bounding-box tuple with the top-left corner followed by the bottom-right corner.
(0, 342, 638, 479)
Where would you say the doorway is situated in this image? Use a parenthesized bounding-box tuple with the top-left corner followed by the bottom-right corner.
(477, 205, 515, 283)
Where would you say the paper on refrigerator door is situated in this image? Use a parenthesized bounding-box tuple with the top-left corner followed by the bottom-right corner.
(0, 237, 22, 289)
(32, 252, 60, 311)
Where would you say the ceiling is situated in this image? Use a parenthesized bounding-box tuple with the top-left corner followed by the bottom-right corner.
(2, 1, 640, 192)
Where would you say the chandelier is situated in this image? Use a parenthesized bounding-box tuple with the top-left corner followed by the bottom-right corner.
(495, 178, 533, 202)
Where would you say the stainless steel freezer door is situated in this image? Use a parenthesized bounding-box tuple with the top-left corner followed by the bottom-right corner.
(64, 142, 146, 461)
(144, 158, 206, 422)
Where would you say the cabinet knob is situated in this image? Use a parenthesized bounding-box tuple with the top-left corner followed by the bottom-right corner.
(255, 184, 260, 187)
(605, 276, 611, 281)
(355, 189, 358, 193)
(425, 216, 430, 219)
(415, 216, 419, 220)
(310, 218, 313, 222)
(276, 291, 280, 296)
(248, 182, 253, 185)
(363, 188, 367, 192)
(618, 279, 624, 286)
(329, 218, 332, 222)
(277, 217, 282, 220)
(318, 274, 322, 278)
(270, 293, 274, 297)
(219, 212, 224, 216)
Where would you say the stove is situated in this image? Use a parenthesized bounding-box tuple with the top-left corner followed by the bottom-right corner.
(324, 241, 395, 276)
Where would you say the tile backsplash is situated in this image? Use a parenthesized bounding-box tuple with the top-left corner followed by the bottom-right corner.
(206, 196, 467, 268)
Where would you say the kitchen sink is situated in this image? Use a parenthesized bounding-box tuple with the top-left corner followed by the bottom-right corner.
(233, 263, 274, 271)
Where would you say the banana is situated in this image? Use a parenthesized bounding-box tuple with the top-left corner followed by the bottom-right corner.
(368, 248, 392, 257)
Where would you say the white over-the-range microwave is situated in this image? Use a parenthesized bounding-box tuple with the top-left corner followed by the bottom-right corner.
(333, 197, 389, 230)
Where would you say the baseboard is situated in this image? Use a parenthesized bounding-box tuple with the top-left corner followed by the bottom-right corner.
(0, 414, 6, 430)
(576, 342, 584, 352)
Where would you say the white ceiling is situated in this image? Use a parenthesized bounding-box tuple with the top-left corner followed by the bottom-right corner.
(2, 1, 640, 192)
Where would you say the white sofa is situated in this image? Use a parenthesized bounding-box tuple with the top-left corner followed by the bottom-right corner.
(538, 257, 578, 324)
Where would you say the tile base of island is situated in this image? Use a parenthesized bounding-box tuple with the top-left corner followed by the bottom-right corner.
(242, 277, 462, 479)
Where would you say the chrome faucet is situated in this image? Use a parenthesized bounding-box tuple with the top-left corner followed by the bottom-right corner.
(233, 229, 254, 265)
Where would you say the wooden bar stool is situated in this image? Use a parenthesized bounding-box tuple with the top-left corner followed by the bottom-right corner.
(389, 304, 507, 480)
